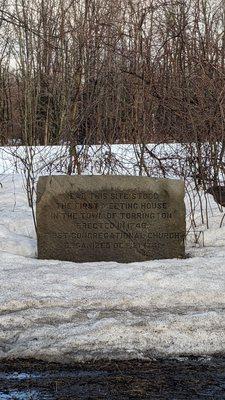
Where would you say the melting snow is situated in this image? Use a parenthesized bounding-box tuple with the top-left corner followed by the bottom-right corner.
(0, 167, 225, 363)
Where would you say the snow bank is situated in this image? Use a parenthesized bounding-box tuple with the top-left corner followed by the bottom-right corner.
(1, 246, 225, 363)
(0, 171, 225, 363)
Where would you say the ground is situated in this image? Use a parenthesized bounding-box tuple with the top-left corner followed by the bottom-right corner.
(1, 165, 225, 364)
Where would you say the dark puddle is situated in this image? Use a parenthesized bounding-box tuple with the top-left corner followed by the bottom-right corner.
(1, 356, 225, 399)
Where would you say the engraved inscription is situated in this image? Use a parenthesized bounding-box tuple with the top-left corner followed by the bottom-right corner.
(37, 176, 185, 262)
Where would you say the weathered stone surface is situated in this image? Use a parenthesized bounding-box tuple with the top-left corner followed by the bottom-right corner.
(36, 176, 185, 262)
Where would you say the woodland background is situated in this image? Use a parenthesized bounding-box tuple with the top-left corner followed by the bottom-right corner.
(0, 0, 224, 146)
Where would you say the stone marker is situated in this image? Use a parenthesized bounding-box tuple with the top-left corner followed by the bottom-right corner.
(37, 176, 185, 262)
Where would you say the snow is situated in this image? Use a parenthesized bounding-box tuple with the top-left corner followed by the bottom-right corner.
(0, 143, 187, 177)
(1, 246, 225, 363)
(1, 155, 225, 363)
(0, 174, 36, 257)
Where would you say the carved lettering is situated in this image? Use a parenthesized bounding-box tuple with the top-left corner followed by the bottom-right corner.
(37, 176, 185, 262)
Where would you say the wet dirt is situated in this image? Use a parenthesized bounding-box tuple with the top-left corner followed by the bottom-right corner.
(0, 356, 225, 399)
